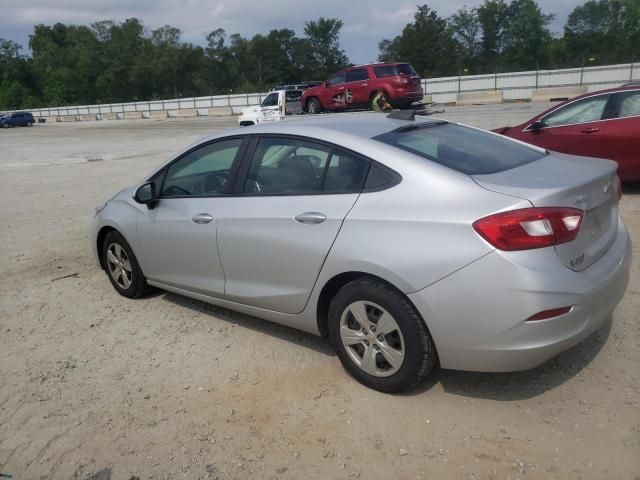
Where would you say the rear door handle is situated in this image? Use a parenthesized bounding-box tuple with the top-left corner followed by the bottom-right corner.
(580, 128, 600, 133)
(192, 213, 214, 224)
(295, 212, 327, 224)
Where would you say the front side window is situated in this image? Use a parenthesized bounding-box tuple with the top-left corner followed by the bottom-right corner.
(374, 122, 546, 175)
(261, 93, 278, 107)
(161, 138, 242, 197)
(244, 137, 370, 194)
(616, 91, 640, 118)
(541, 95, 609, 127)
(346, 68, 369, 83)
(327, 72, 346, 86)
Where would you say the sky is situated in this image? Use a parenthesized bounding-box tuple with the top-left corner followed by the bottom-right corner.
(0, 0, 583, 64)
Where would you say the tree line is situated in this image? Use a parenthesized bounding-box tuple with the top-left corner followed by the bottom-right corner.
(0, 0, 638, 110)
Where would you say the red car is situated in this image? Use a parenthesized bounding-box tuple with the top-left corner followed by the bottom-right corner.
(494, 85, 640, 181)
(302, 62, 423, 114)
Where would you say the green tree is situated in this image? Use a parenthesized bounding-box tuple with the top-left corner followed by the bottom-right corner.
(449, 6, 481, 64)
(502, 0, 555, 69)
(303, 18, 349, 78)
(378, 5, 460, 77)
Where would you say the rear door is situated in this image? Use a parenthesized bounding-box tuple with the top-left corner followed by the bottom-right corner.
(600, 89, 640, 180)
(518, 93, 613, 158)
(218, 135, 370, 313)
(344, 68, 370, 107)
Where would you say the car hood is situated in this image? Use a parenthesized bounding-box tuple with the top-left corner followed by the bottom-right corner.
(241, 106, 261, 115)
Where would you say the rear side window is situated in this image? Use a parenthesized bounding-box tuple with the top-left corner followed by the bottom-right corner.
(616, 91, 640, 118)
(374, 123, 546, 175)
(373, 64, 417, 78)
(244, 137, 370, 194)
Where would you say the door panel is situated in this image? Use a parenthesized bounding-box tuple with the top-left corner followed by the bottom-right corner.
(218, 135, 368, 314)
(519, 121, 604, 158)
(137, 198, 226, 295)
(136, 137, 244, 295)
(218, 194, 358, 313)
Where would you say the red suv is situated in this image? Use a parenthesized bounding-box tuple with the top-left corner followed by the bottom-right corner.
(494, 85, 640, 181)
(302, 63, 423, 114)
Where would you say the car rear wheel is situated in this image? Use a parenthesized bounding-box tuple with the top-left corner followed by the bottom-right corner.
(102, 230, 150, 299)
(26, 121, 33, 127)
(328, 277, 437, 393)
(307, 98, 322, 114)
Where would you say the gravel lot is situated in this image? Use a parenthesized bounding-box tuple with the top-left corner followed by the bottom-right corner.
(1, 104, 638, 479)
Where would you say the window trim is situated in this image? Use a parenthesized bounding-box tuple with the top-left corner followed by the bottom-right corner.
(231, 134, 401, 197)
(150, 135, 251, 200)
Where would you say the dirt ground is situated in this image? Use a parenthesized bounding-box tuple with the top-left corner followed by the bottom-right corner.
(1, 105, 639, 480)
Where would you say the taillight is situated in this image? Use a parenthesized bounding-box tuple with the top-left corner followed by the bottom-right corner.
(395, 76, 409, 85)
(473, 207, 584, 251)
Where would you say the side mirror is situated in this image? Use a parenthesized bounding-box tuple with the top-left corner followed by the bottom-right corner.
(324, 81, 329, 87)
(528, 120, 546, 132)
(134, 182, 157, 209)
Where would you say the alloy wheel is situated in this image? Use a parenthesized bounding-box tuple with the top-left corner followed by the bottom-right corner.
(106, 242, 133, 289)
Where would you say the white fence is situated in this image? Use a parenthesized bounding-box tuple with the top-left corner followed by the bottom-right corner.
(19, 62, 639, 118)
(424, 62, 638, 103)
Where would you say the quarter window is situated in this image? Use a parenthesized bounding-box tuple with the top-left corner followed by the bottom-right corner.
(161, 138, 242, 197)
(541, 95, 609, 127)
(616, 91, 640, 118)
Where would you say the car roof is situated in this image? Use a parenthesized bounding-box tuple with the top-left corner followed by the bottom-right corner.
(223, 112, 445, 140)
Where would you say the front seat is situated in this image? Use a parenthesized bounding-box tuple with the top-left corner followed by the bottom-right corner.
(279, 155, 321, 191)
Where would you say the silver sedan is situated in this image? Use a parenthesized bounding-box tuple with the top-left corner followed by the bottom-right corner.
(91, 112, 631, 393)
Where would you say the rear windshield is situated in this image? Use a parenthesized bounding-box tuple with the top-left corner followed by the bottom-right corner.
(373, 64, 417, 78)
(374, 123, 546, 175)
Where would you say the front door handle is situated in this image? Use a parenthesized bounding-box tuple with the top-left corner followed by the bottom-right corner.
(192, 213, 214, 224)
(580, 127, 600, 133)
(295, 212, 327, 224)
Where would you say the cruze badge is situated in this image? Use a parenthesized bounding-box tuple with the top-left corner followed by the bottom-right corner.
(603, 179, 613, 193)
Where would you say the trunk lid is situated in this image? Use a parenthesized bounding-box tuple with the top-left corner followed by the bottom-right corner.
(472, 152, 619, 271)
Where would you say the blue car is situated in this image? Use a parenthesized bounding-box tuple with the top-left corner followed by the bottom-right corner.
(0, 112, 35, 128)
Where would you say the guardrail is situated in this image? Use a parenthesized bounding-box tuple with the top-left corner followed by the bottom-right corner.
(13, 62, 638, 119)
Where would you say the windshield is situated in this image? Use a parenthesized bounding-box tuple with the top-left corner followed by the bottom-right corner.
(374, 123, 546, 175)
(373, 64, 417, 78)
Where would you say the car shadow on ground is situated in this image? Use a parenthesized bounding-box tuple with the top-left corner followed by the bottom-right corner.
(160, 291, 612, 401)
(408, 319, 612, 401)
(161, 291, 335, 357)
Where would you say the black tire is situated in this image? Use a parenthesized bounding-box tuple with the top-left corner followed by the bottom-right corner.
(306, 97, 322, 114)
(102, 230, 150, 299)
(26, 121, 33, 127)
(328, 277, 437, 393)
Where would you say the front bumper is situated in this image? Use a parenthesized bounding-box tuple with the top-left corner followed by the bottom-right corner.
(409, 219, 632, 372)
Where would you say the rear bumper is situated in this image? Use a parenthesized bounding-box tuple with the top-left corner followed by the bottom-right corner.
(409, 218, 632, 372)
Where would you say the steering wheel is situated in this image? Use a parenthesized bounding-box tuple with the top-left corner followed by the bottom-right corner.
(199, 172, 227, 194)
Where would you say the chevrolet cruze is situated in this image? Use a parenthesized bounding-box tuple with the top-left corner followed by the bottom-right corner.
(92, 112, 631, 393)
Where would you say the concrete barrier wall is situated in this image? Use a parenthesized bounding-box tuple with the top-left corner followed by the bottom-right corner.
(531, 86, 588, 102)
(124, 111, 143, 120)
(456, 90, 503, 105)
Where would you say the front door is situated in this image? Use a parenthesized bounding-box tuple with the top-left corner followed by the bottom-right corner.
(258, 92, 280, 123)
(344, 68, 371, 107)
(519, 93, 612, 158)
(218, 136, 370, 313)
(136, 137, 245, 296)
(323, 71, 349, 110)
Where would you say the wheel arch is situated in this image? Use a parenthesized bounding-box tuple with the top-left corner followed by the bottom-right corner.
(316, 271, 423, 338)
(96, 226, 118, 270)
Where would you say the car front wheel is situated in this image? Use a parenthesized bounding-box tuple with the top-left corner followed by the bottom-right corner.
(26, 121, 33, 127)
(328, 277, 437, 393)
(306, 98, 322, 114)
(102, 230, 150, 298)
